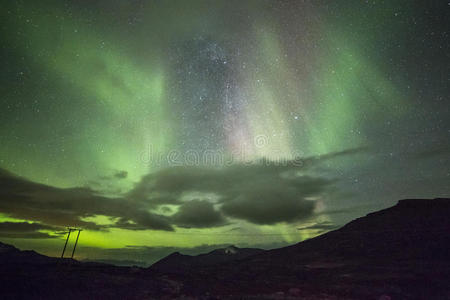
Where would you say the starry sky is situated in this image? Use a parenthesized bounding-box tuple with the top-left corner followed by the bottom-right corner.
(0, 0, 449, 265)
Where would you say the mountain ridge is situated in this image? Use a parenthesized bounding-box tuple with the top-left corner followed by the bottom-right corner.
(0, 198, 449, 299)
(146, 198, 450, 298)
(150, 245, 264, 274)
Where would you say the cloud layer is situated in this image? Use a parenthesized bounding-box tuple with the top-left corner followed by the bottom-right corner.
(0, 168, 173, 232)
(0, 148, 365, 236)
(0, 221, 62, 239)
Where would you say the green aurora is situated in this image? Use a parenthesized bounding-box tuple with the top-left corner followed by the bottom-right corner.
(0, 0, 448, 264)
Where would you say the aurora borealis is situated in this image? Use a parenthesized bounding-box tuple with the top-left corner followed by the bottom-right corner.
(0, 0, 449, 265)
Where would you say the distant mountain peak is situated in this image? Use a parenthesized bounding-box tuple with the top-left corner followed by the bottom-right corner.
(150, 245, 264, 273)
(223, 245, 238, 254)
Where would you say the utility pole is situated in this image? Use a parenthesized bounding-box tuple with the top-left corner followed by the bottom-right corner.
(71, 229, 82, 259)
(61, 228, 74, 258)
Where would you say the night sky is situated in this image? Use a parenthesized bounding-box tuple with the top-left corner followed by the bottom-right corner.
(0, 0, 449, 265)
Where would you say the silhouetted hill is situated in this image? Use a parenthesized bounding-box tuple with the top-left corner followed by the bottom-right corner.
(0, 241, 57, 264)
(1, 198, 449, 299)
(254, 197, 450, 263)
(0, 242, 166, 299)
(150, 245, 264, 274)
(148, 198, 450, 298)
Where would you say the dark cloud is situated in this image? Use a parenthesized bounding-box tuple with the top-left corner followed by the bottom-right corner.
(113, 170, 128, 179)
(130, 147, 366, 199)
(130, 164, 326, 225)
(297, 221, 339, 232)
(172, 200, 227, 228)
(316, 203, 378, 216)
(0, 169, 173, 232)
(0, 148, 365, 232)
(220, 178, 325, 224)
(300, 147, 369, 167)
(127, 148, 365, 226)
(113, 211, 172, 231)
(94, 170, 129, 188)
(0, 221, 58, 232)
(0, 232, 57, 239)
(0, 222, 62, 239)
